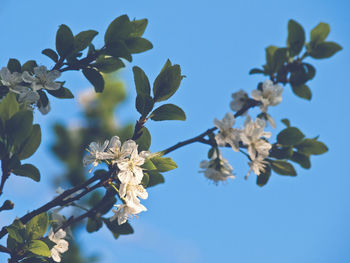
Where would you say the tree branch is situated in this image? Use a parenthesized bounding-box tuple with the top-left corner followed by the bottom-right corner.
(0, 171, 108, 240)
(161, 99, 260, 155)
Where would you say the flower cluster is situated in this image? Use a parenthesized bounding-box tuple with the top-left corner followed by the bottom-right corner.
(48, 228, 69, 262)
(0, 66, 61, 114)
(201, 79, 281, 182)
(83, 136, 149, 225)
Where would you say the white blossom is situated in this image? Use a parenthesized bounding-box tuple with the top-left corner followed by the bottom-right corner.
(107, 136, 135, 164)
(110, 203, 147, 225)
(83, 140, 112, 172)
(214, 112, 241, 152)
(251, 79, 283, 113)
(0, 67, 27, 94)
(18, 89, 40, 105)
(240, 116, 272, 161)
(22, 66, 61, 91)
(116, 141, 146, 185)
(48, 229, 69, 262)
(199, 152, 235, 184)
(246, 155, 269, 178)
(230, 90, 248, 112)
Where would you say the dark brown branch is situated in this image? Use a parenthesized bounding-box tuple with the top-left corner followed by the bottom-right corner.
(0, 154, 11, 197)
(0, 171, 108, 240)
(162, 99, 260, 155)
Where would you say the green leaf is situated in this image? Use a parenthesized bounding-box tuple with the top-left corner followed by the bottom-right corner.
(304, 63, 316, 80)
(270, 160, 297, 176)
(136, 94, 154, 116)
(105, 41, 132, 62)
(287, 19, 305, 57)
(291, 84, 312, 100)
(82, 68, 105, 93)
(6, 110, 33, 146)
(153, 64, 182, 102)
(249, 68, 265, 75)
(130, 19, 148, 37)
(265, 45, 278, 73)
(6, 226, 23, 243)
(103, 218, 134, 239)
(105, 15, 132, 45)
(93, 56, 125, 73)
(281, 118, 290, 127)
(257, 166, 271, 187)
(150, 156, 177, 172)
(147, 170, 165, 187)
(141, 172, 149, 187)
(125, 37, 153, 54)
(0, 93, 19, 121)
(86, 217, 103, 233)
(290, 151, 311, 169)
(37, 90, 49, 107)
(277, 127, 305, 146)
(21, 60, 38, 74)
(7, 58, 21, 73)
(272, 48, 288, 72)
(97, 196, 117, 215)
(18, 124, 41, 160)
(295, 139, 328, 155)
(269, 146, 293, 160)
(310, 22, 330, 45)
(56, 24, 74, 58)
(133, 66, 150, 96)
(25, 212, 49, 240)
(28, 240, 51, 257)
(309, 41, 342, 59)
(8, 155, 20, 170)
(142, 159, 157, 171)
(74, 30, 98, 52)
(13, 164, 40, 182)
(42, 48, 58, 62)
(47, 87, 74, 99)
(135, 127, 151, 151)
(160, 59, 172, 73)
(150, 104, 186, 121)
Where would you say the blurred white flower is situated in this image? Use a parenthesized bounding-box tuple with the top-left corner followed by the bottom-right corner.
(200, 152, 235, 184)
(110, 203, 147, 225)
(240, 116, 272, 160)
(230, 90, 248, 112)
(214, 112, 241, 152)
(0, 67, 27, 94)
(48, 228, 69, 262)
(251, 79, 283, 112)
(83, 140, 112, 172)
(246, 155, 269, 178)
(22, 66, 61, 91)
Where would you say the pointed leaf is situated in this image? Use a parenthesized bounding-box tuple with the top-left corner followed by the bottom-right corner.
(277, 127, 305, 146)
(56, 24, 74, 57)
(74, 30, 98, 52)
(270, 160, 296, 176)
(18, 124, 41, 160)
(310, 22, 330, 45)
(28, 240, 51, 257)
(42, 48, 58, 62)
(291, 84, 312, 100)
(150, 104, 186, 121)
(82, 68, 104, 93)
(13, 164, 40, 182)
(287, 19, 305, 56)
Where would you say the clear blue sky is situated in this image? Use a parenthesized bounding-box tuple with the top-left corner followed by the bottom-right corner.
(0, 0, 349, 262)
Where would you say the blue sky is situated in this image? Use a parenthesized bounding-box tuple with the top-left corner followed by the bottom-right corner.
(0, 0, 350, 262)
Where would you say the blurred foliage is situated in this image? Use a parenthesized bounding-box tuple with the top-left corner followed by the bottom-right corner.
(51, 74, 133, 262)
